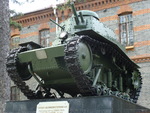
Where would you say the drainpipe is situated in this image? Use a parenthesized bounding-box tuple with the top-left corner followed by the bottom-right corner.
(53, 5, 58, 35)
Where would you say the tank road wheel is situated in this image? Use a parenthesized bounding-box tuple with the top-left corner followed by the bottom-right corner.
(130, 70, 142, 103)
(131, 71, 142, 89)
(77, 42, 93, 74)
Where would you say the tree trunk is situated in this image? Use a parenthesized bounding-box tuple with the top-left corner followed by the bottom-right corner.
(0, 0, 10, 112)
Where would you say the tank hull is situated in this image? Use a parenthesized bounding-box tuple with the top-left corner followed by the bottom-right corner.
(18, 45, 76, 86)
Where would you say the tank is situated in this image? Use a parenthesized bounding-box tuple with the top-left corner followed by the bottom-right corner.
(6, 3, 142, 103)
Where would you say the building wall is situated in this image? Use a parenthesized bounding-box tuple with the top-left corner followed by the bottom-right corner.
(130, 0, 150, 108)
(11, 0, 150, 108)
(11, 22, 56, 43)
(94, 0, 150, 108)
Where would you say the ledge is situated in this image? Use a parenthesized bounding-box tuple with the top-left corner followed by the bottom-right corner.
(126, 46, 134, 50)
(5, 96, 150, 113)
(130, 54, 150, 63)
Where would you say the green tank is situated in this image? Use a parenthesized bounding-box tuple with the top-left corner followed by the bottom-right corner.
(6, 3, 142, 103)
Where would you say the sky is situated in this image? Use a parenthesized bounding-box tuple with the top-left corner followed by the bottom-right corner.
(9, 0, 65, 14)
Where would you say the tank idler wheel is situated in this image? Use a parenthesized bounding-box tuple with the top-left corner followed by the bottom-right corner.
(101, 47, 106, 55)
(16, 47, 32, 81)
(77, 42, 93, 74)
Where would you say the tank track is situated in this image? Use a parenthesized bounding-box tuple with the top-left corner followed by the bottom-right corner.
(6, 47, 36, 99)
(6, 35, 142, 102)
(64, 35, 142, 103)
(64, 37, 96, 96)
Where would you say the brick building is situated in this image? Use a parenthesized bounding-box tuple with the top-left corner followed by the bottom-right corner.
(10, 0, 150, 108)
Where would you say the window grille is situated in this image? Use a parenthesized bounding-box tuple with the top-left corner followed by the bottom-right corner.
(39, 29, 51, 47)
(119, 13, 134, 46)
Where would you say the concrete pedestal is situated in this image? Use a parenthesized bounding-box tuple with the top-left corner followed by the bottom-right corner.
(5, 96, 150, 113)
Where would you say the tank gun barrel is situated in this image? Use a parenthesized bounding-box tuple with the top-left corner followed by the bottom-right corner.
(50, 19, 64, 30)
(70, 2, 79, 25)
(79, 12, 84, 23)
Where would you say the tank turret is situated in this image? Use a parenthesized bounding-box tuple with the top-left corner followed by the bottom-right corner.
(6, 3, 142, 103)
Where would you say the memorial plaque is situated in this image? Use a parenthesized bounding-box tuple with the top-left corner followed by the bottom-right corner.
(36, 101, 69, 113)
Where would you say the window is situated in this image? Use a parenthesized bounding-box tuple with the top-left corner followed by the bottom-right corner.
(39, 29, 51, 47)
(10, 35, 20, 49)
(11, 86, 20, 101)
(119, 13, 134, 46)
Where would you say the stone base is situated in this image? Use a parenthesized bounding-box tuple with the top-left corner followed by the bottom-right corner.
(5, 96, 150, 113)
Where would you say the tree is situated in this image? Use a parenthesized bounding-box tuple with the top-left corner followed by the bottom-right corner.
(10, 9, 22, 30)
(0, 0, 10, 112)
(10, 0, 33, 30)
(0, 1, 85, 112)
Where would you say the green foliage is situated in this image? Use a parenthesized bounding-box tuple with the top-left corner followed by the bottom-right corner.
(11, 0, 34, 5)
(9, 0, 26, 30)
(9, 9, 23, 30)
(10, 9, 23, 17)
(76, 0, 86, 3)
(57, 0, 72, 11)
(10, 18, 22, 30)
(57, 0, 86, 11)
